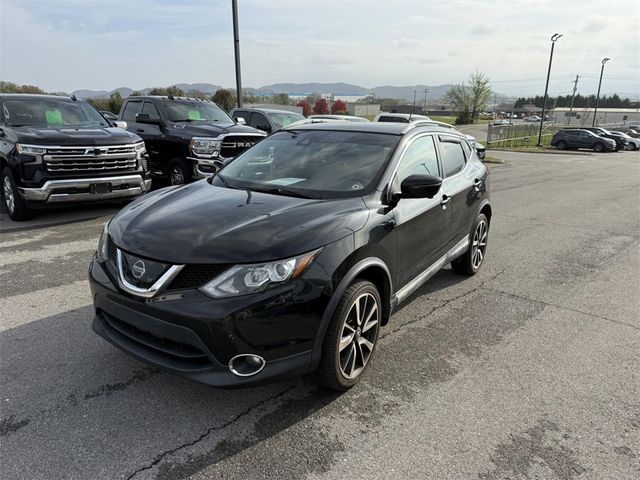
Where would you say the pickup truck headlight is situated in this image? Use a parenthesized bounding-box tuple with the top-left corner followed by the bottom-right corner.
(190, 137, 221, 157)
(133, 142, 146, 154)
(16, 144, 47, 155)
(199, 249, 321, 298)
(96, 222, 110, 263)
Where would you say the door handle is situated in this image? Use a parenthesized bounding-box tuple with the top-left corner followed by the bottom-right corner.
(440, 195, 450, 207)
(473, 179, 482, 191)
(136, 128, 144, 133)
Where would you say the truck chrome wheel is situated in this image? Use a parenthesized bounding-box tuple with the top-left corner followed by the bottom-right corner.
(339, 292, 379, 380)
(170, 165, 185, 185)
(3, 175, 15, 214)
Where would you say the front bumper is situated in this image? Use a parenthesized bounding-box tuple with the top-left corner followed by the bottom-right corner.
(18, 175, 151, 203)
(188, 156, 220, 179)
(89, 257, 327, 387)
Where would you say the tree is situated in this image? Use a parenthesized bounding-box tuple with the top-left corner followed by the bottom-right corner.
(0, 81, 45, 94)
(445, 72, 492, 124)
(297, 100, 311, 117)
(271, 93, 290, 105)
(107, 91, 123, 114)
(148, 85, 184, 96)
(331, 99, 347, 114)
(313, 98, 329, 114)
(212, 88, 237, 112)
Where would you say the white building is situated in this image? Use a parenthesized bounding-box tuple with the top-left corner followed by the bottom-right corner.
(551, 107, 640, 126)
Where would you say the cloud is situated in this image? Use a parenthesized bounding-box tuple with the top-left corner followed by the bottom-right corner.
(1, 0, 638, 97)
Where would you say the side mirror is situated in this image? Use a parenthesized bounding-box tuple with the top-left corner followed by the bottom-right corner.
(400, 174, 443, 199)
(136, 113, 162, 125)
(113, 120, 128, 130)
(235, 116, 246, 125)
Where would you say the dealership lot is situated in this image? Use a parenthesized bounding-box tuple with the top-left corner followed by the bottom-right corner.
(1, 151, 639, 479)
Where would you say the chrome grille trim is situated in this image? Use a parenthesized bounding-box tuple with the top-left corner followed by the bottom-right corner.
(40, 143, 140, 173)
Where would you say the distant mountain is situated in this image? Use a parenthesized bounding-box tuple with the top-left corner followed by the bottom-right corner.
(70, 82, 496, 102)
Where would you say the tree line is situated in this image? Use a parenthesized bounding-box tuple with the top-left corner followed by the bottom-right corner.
(514, 94, 639, 109)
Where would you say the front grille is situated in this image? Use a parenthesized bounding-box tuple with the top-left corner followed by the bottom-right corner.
(220, 135, 263, 159)
(167, 264, 230, 290)
(44, 144, 138, 173)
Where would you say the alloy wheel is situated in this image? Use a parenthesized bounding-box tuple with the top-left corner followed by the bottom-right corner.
(471, 219, 488, 269)
(170, 166, 185, 185)
(338, 292, 379, 380)
(3, 176, 15, 214)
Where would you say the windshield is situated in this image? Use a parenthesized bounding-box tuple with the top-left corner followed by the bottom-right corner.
(1, 98, 110, 128)
(269, 112, 304, 129)
(160, 100, 233, 123)
(217, 130, 400, 198)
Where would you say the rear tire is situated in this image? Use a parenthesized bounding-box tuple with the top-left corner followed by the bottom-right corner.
(452, 213, 489, 276)
(593, 142, 604, 153)
(628, 143, 637, 151)
(168, 158, 193, 186)
(556, 140, 567, 150)
(317, 280, 381, 391)
(2, 167, 33, 221)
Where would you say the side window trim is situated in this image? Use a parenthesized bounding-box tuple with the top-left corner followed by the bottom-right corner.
(437, 134, 468, 178)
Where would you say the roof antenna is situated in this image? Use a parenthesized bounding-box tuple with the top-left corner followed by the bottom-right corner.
(409, 89, 416, 121)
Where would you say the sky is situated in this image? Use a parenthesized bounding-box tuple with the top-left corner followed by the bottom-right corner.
(1, 0, 638, 98)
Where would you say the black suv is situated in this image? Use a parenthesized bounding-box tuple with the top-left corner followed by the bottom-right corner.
(0, 94, 150, 221)
(89, 122, 491, 390)
(230, 107, 304, 134)
(577, 127, 629, 151)
(552, 129, 616, 152)
(118, 96, 266, 184)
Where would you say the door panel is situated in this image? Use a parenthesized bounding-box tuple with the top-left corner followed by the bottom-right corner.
(392, 135, 451, 289)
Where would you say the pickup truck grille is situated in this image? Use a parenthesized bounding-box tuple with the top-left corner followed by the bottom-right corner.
(43, 145, 138, 173)
(220, 135, 263, 159)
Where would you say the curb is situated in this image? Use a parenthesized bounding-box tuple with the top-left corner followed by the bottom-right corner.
(487, 148, 592, 156)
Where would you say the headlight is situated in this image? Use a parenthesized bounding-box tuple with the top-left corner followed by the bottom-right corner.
(133, 142, 146, 154)
(16, 144, 47, 155)
(199, 249, 321, 298)
(190, 137, 221, 157)
(96, 222, 110, 263)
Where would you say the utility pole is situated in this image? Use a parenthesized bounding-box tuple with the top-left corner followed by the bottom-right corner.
(232, 0, 243, 108)
(567, 74, 580, 125)
(423, 88, 428, 112)
(409, 90, 417, 120)
(538, 33, 563, 146)
(592, 57, 610, 126)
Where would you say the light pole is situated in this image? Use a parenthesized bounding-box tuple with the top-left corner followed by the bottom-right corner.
(232, 0, 243, 108)
(538, 33, 562, 146)
(592, 57, 610, 126)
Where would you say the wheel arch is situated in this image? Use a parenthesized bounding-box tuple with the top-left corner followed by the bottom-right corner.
(309, 257, 393, 372)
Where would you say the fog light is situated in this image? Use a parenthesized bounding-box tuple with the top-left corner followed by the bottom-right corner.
(228, 354, 266, 377)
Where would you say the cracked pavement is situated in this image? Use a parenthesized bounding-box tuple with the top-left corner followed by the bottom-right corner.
(1, 150, 639, 479)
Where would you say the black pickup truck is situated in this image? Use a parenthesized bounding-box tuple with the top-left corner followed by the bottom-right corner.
(0, 94, 151, 221)
(118, 96, 266, 185)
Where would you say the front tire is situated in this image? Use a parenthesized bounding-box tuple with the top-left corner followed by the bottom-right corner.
(628, 143, 637, 151)
(317, 280, 381, 391)
(2, 167, 33, 221)
(593, 142, 604, 153)
(168, 158, 192, 186)
(452, 213, 489, 276)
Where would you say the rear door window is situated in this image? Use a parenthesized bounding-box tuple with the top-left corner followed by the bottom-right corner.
(438, 137, 466, 177)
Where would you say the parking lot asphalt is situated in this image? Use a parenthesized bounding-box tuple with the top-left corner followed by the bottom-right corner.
(1, 150, 639, 479)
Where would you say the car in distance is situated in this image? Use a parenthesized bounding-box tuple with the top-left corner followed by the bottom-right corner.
(615, 128, 640, 139)
(523, 115, 541, 122)
(230, 107, 305, 134)
(552, 129, 615, 152)
(0, 94, 151, 221)
(374, 112, 432, 123)
(308, 114, 369, 122)
(100, 110, 118, 122)
(611, 131, 640, 150)
(89, 122, 491, 391)
(577, 127, 628, 151)
(118, 96, 266, 184)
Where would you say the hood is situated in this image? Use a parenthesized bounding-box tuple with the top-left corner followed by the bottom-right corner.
(13, 126, 141, 146)
(169, 122, 264, 137)
(110, 181, 369, 264)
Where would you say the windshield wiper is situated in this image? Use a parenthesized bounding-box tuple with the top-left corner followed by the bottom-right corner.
(250, 186, 320, 199)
